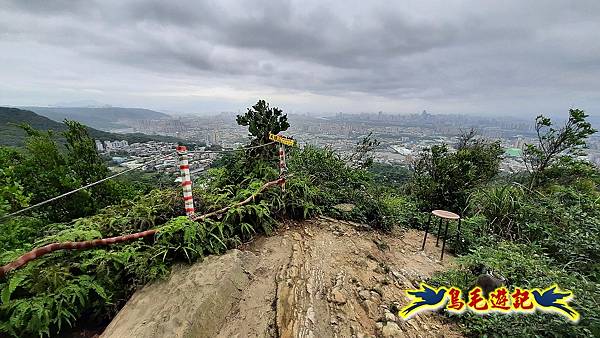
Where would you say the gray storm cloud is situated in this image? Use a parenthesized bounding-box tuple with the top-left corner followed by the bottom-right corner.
(0, 0, 599, 115)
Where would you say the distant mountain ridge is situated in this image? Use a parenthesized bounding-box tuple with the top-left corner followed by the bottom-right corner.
(21, 106, 171, 131)
(0, 107, 183, 147)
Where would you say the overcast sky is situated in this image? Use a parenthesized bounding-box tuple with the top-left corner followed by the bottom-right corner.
(1, 0, 599, 116)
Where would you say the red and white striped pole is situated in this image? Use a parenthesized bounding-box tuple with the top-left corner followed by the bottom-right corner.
(177, 145, 195, 217)
(279, 145, 287, 191)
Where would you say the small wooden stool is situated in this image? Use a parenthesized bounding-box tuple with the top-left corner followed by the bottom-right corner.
(421, 210, 461, 260)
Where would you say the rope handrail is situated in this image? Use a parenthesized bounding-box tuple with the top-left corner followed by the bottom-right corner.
(0, 152, 176, 221)
(187, 141, 276, 154)
(0, 176, 286, 279)
(0, 142, 278, 221)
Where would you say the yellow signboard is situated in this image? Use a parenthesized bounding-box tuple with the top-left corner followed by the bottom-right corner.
(269, 133, 296, 146)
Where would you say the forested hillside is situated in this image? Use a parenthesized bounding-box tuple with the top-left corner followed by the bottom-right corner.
(0, 101, 598, 337)
(0, 107, 183, 146)
(22, 106, 169, 131)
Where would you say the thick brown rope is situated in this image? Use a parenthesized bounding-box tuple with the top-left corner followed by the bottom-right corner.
(0, 177, 286, 279)
(0, 230, 158, 279)
(192, 176, 286, 221)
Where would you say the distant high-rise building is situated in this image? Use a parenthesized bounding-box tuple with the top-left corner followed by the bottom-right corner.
(95, 140, 104, 152)
(207, 130, 219, 145)
(513, 137, 525, 148)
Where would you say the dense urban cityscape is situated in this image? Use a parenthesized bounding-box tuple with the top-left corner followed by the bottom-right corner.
(94, 110, 600, 177)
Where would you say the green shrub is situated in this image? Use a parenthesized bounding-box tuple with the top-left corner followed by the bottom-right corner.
(523, 186, 600, 278)
(450, 215, 493, 255)
(344, 190, 420, 231)
(0, 188, 191, 337)
(368, 162, 411, 187)
(408, 139, 503, 212)
(430, 243, 600, 337)
(468, 184, 525, 240)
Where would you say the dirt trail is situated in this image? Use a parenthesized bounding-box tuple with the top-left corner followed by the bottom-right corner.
(101, 217, 462, 338)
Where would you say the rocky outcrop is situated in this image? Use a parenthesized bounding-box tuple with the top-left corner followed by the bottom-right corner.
(101, 218, 462, 338)
(100, 250, 258, 338)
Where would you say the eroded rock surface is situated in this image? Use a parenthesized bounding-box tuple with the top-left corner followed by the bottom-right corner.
(101, 250, 258, 338)
(102, 218, 462, 338)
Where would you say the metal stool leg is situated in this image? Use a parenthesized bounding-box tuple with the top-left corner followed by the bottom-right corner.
(456, 218, 461, 244)
(441, 220, 450, 261)
(422, 212, 432, 250)
(436, 217, 442, 247)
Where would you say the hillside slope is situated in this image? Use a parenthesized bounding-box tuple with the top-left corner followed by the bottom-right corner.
(22, 106, 170, 131)
(101, 217, 461, 338)
(0, 107, 182, 146)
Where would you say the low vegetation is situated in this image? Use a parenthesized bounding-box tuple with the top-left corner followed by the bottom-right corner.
(426, 110, 600, 337)
(0, 103, 598, 337)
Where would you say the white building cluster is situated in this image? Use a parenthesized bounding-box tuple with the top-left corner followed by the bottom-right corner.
(95, 139, 129, 152)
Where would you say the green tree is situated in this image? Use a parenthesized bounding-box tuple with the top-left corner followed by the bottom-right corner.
(0, 148, 30, 217)
(63, 120, 108, 185)
(368, 162, 411, 187)
(524, 109, 596, 189)
(5, 122, 126, 222)
(236, 100, 290, 159)
(15, 125, 79, 221)
(409, 135, 503, 212)
(347, 132, 381, 169)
